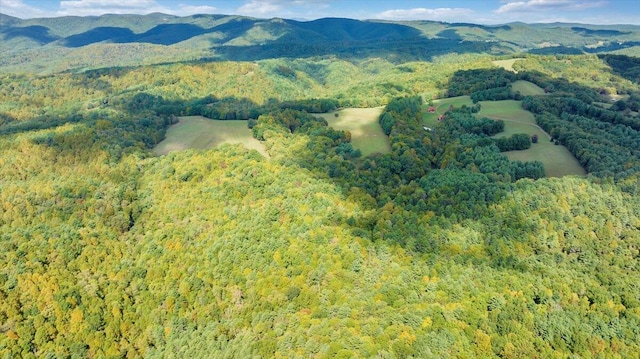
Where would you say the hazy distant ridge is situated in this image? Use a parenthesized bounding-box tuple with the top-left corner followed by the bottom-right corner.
(1, 12, 640, 73)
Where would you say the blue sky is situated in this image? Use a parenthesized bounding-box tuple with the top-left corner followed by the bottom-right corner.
(2, 0, 639, 24)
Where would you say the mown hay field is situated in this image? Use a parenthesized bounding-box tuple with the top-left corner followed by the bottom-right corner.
(320, 107, 390, 156)
(153, 116, 267, 156)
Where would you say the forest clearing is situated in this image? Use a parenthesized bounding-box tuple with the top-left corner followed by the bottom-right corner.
(422, 98, 585, 177)
(156, 101, 584, 176)
(492, 58, 524, 72)
(478, 100, 586, 177)
(153, 116, 267, 156)
(512, 80, 546, 96)
(320, 107, 390, 156)
(421, 96, 474, 126)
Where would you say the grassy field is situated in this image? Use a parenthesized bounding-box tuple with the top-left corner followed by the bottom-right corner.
(319, 107, 390, 156)
(502, 139, 586, 177)
(153, 116, 267, 156)
(422, 98, 586, 177)
(478, 100, 536, 126)
(492, 58, 523, 72)
(478, 100, 586, 177)
(422, 96, 473, 127)
(512, 80, 546, 96)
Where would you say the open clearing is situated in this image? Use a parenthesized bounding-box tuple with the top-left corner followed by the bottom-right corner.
(422, 96, 473, 127)
(478, 100, 586, 177)
(512, 80, 545, 96)
(153, 116, 267, 156)
(503, 139, 586, 177)
(478, 100, 536, 127)
(492, 58, 523, 72)
(319, 107, 390, 156)
(423, 98, 587, 177)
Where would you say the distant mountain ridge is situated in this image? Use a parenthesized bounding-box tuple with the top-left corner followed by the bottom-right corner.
(1, 12, 640, 73)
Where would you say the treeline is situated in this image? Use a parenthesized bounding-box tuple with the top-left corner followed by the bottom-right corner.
(599, 54, 640, 84)
(471, 85, 516, 102)
(536, 111, 640, 181)
(447, 65, 640, 188)
(440, 110, 544, 181)
(246, 95, 544, 234)
(191, 97, 340, 120)
(118, 92, 340, 121)
(522, 95, 640, 130)
(447, 68, 516, 97)
(1, 55, 493, 125)
(511, 55, 638, 98)
(447, 69, 520, 103)
(376, 97, 544, 219)
(444, 110, 505, 136)
(8, 93, 341, 163)
(523, 95, 640, 184)
(0, 95, 176, 161)
(493, 133, 532, 152)
(448, 66, 607, 104)
(519, 71, 600, 102)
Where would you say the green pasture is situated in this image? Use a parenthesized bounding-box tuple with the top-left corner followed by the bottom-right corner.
(478, 100, 585, 177)
(385, 97, 586, 177)
(320, 107, 390, 156)
(492, 58, 523, 72)
(512, 80, 545, 96)
(153, 116, 267, 156)
(503, 139, 587, 177)
(478, 100, 536, 125)
(422, 96, 473, 127)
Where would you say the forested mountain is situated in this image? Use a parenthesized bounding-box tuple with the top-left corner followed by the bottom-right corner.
(1, 11, 640, 359)
(2, 13, 640, 73)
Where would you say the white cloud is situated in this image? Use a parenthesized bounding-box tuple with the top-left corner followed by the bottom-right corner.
(0, 0, 53, 18)
(375, 8, 474, 21)
(235, 0, 334, 18)
(496, 0, 607, 14)
(57, 0, 170, 16)
(174, 4, 218, 16)
(237, 1, 282, 16)
(0, 0, 217, 19)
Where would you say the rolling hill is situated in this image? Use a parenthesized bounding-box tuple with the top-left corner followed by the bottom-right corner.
(1, 11, 640, 359)
(2, 13, 640, 73)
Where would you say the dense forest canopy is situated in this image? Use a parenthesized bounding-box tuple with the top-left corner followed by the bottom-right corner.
(1, 12, 640, 358)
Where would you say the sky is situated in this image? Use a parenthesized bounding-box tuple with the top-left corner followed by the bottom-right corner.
(1, 0, 639, 25)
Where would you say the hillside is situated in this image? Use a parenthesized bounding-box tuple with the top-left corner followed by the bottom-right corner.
(1, 12, 640, 359)
(2, 13, 640, 73)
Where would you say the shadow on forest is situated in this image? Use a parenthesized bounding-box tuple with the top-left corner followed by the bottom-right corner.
(8, 64, 637, 257)
(2, 25, 59, 44)
(211, 18, 493, 62)
(2, 16, 496, 63)
(212, 37, 492, 62)
(598, 54, 640, 84)
(51, 18, 258, 47)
